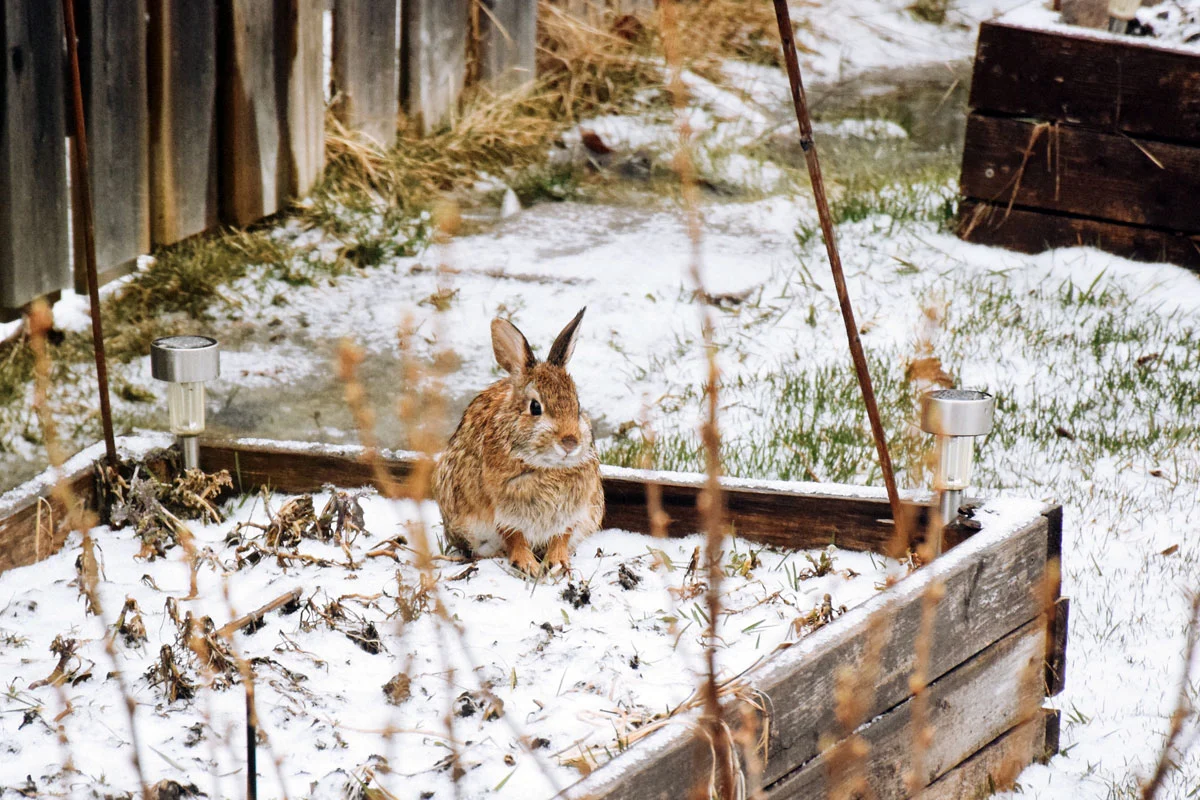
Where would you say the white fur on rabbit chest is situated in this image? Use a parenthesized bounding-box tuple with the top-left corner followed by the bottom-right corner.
(461, 467, 599, 556)
(465, 504, 596, 556)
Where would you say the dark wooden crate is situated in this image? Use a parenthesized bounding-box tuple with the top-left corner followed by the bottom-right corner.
(958, 19, 1200, 271)
(0, 436, 1068, 799)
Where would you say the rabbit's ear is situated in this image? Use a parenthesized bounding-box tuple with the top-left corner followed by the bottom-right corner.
(492, 318, 537, 375)
(548, 307, 586, 367)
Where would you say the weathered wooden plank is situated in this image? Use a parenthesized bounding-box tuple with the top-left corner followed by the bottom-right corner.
(221, 0, 325, 225)
(961, 113, 1200, 234)
(479, 0, 537, 93)
(756, 514, 1051, 787)
(764, 619, 1046, 798)
(0, 469, 96, 574)
(920, 713, 1047, 800)
(147, 0, 220, 245)
(196, 439, 938, 552)
(332, 0, 400, 145)
(957, 199, 1200, 272)
(219, 0, 323, 226)
(74, 0, 150, 288)
(970, 20, 1200, 144)
(0, 0, 71, 312)
(287, 0, 326, 197)
(401, 0, 469, 135)
(567, 511, 1055, 799)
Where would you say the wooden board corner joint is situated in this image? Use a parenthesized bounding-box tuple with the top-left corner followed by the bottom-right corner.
(1046, 596, 1070, 697)
(1042, 707, 1061, 760)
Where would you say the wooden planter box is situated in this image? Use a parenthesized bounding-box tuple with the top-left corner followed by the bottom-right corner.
(958, 17, 1200, 271)
(0, 437, 1068, 798)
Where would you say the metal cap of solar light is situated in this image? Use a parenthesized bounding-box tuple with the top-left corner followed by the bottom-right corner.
(150, 336, 220, 470)
(919, 389, 995, 549)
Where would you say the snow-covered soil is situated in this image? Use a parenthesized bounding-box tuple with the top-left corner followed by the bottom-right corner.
(0, 476, 903, 799)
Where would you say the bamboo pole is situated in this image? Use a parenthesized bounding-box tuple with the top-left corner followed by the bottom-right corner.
(771, 0, 903, 524)
(62, 0, 118, 466)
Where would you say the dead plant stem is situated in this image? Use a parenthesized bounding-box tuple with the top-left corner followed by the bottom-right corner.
(660, 1, 738, 796)
(1141, 589, 1200, 799)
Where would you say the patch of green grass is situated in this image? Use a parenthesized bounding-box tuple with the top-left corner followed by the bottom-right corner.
(600, 352, 920, 484)
(600, 265, 1200, 507)
(795, 176, 958, 247)
(511, 161, 582, 205)
(908, 0, 950, 24)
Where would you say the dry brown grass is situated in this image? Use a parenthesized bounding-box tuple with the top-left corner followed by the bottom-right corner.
(321, 0, 661, 210)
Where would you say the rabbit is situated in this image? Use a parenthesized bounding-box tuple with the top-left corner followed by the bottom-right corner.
(433, 308, 604, 576)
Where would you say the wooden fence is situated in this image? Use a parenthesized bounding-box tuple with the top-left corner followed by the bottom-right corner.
(1, 0, 569, 320)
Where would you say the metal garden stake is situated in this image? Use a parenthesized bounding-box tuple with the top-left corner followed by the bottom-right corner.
(771, 0, 902, 524)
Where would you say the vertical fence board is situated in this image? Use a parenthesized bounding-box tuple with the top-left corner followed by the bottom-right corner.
(75, 0, 150, 288)
(148, 0, 219, 246)
(332, 0, 399, 145)
(288, 0, 325, 195)
(221, 0, 280, 225)
(402, 0, 469, 135)
(0, 0, 70, 313)
(221, 0, 324, 226)
(479, 0, 536, 93)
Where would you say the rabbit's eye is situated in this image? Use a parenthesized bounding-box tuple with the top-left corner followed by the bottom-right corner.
(529, 399, 542, 416)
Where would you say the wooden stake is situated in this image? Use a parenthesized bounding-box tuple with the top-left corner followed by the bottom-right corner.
(771, 0, 903, 524)
(61, 0, 117, 466)
(246, 678, 258, 800)
(217, 587, 303, 639)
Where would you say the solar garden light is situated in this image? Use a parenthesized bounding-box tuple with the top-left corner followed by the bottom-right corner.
(150, 335, 220, 471)
(919, 389, 996, 552)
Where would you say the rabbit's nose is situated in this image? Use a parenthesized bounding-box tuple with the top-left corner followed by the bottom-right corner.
(560, 435, 579, 451)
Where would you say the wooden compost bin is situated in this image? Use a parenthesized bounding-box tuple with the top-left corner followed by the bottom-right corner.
(0, 437, 1068, 798)
(957, 18, 1200, 271)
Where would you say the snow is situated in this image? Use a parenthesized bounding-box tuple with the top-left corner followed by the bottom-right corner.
(791, 0, 1036, 81)
(812, 118, 909, 140)
(0, 433, 171, 516)
(3, 0, 1200, 795)
(1002, 0, 1200, 52)
(0, 481, 908, 799)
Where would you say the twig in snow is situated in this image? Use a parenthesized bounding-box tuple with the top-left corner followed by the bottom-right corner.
(216, 588, 304, 639)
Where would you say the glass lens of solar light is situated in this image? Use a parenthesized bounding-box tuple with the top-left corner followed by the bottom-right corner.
(167, 382, 206, 435)
(935, 435, 974, 491)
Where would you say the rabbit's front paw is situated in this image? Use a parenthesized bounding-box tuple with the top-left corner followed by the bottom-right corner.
(544, 534, 572, 575)
(509, 545, 541, 576)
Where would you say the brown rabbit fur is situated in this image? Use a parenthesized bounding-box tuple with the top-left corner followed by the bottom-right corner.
(433, 309, 604, 575)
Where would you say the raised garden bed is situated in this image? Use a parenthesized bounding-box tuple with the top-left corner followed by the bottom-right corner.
(957, 11, 1200, 271)
(0, 436, 1067, 798)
